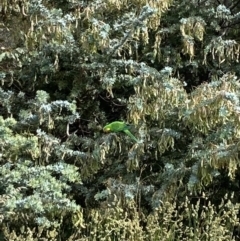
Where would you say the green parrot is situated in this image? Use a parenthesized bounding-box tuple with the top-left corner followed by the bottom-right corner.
(103, 121, 139, 143)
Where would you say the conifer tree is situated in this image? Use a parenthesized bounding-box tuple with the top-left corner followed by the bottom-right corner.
(0, 0, 240, 240)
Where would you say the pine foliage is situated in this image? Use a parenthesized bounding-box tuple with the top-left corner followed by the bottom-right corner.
(1, 0, 240, 240)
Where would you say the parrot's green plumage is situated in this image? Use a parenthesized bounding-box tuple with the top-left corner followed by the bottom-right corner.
(103, 121, 138, 143)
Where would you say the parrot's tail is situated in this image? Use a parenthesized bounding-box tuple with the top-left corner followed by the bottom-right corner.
(124, 129, 139, 143)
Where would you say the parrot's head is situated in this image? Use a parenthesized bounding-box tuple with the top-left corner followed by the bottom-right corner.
(103, 126, 111, 132)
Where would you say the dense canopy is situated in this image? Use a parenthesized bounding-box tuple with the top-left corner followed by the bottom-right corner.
(0, 0, 240, 240)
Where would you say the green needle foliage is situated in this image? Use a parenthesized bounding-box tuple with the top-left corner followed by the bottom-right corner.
(0, 0, 240, 240)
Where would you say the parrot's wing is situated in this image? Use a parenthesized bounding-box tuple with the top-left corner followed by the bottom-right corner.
(111, 121, 126, 132)
(123, 129, 139, 143)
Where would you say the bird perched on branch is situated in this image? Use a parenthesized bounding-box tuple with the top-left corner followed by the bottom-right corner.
(103, 121, 139, 143)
